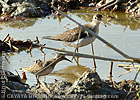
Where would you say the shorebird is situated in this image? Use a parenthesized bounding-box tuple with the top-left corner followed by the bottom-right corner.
(42, 14, 105, 66)
(20, 54, 71, 84)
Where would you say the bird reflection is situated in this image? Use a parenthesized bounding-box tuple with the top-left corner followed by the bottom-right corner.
(50, 65, 92, 83)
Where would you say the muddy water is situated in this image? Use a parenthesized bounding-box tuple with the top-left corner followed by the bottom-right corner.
(0, 10, 140, 85)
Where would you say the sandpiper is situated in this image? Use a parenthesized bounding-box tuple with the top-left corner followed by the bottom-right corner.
(43, 14, 104, 47)
(42, 14, 105, 66)
(20, 54, 71, 84)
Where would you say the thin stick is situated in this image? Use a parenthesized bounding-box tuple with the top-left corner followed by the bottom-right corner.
(3, 34, 9, 42)
(6, 41, 19, 51)
(4, 56, 10, 64)
(36, 36, 39, 44)
(119, 69, 138, 77)
(109, 61, 113, 77)
(12, 45, 19, 51)
(8, 40, 13, 52)
(52, 6, 135, 60)
(133, 68, 140, 81)
(41, 46, 134, 63)
(91, 42, 97, 68)
(118, 64, 140, 68)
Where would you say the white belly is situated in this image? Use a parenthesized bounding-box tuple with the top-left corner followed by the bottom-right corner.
(64, 36, 96, 48)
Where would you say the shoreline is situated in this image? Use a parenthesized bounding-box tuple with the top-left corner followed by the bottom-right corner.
(0, 0, 140, 19)
(1, 70, 139, 100)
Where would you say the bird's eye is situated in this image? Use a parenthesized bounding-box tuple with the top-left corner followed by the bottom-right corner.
(95, 17, 96, 19)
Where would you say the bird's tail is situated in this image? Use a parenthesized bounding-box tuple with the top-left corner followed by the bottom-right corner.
(42, 36, 61, 41)
(42, 36, 52, 39)
(20, 67, 28, 72)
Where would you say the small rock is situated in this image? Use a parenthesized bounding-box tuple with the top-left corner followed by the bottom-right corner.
(71, 70, 102, 90)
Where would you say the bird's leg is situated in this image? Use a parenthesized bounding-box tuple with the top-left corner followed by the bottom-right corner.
(76, 48, 80, 66)
(73, 57, 78, 65)
(40, 47, 46, 61)
(29, 45, 33, 57)
(91, 42, 97, 71)
(36, 75, 40, 84)
(44, 76, 46, 81)
(73, 48, 80, 66)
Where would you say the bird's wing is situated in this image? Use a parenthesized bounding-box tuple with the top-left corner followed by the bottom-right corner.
(42, 60, 52, 68)
(41, 57, 56, 68)
(42, 25, 89, 42)
(21, 64, 43, 74)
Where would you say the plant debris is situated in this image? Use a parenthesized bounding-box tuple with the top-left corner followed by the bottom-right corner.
(0, 34, 43, 52)
(0, 0, 140, 20)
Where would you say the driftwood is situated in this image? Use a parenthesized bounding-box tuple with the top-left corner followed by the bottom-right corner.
(118, 64, 140, 78)
(41, 46, 133, 63)
(118, 64, 140, 77)
(119, 69, 138, 77)
(118, 64, 140, 68)
(0, 34, 42, 52)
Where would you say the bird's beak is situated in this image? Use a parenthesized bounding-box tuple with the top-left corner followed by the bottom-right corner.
(98, 18, 107, 27)
(101, 21, 107, 27)
(64, 57, 72, 63)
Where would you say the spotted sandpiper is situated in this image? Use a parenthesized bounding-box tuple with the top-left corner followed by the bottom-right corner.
(20, 54, 72, 84)
(42, 14, 105, 66)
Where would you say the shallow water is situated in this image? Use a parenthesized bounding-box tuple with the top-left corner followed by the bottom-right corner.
(0, 10, 140, 85)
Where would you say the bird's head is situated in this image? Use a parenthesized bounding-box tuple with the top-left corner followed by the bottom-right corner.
(92, 14, 103, 24)
(56, 53, 72, 63)
(92, 14, 107, 27)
